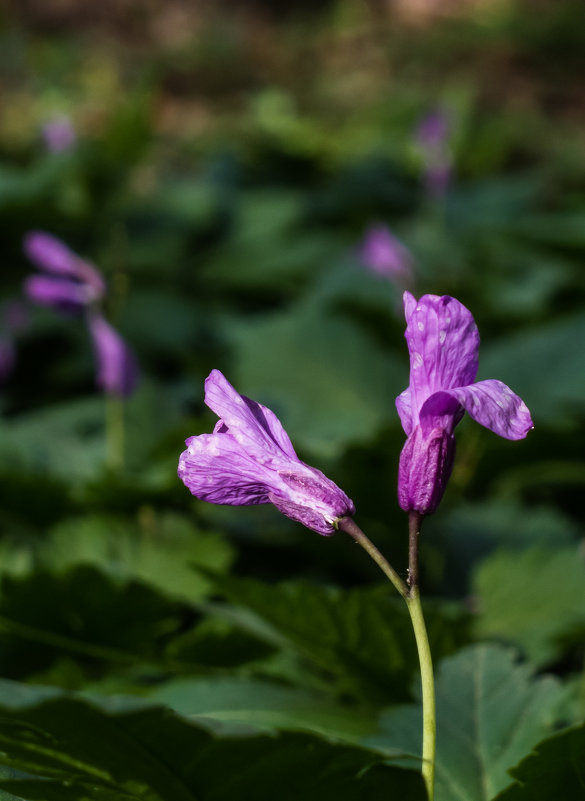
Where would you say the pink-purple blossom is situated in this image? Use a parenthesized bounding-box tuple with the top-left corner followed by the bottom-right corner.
(396, 292, 533, 515)
(415, 109, 452, 197)
(359, 224, 413, 284)
(23, 231, 137, 397)
(41, 116, 76, 153)
(178, 370, 355, 535)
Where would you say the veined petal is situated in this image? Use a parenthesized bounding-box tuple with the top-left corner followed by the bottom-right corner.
(420, 379, 533, 440)
(403, 292, 479, 418)
(204, 370, 298, 461)
(178, 433, 272, 506)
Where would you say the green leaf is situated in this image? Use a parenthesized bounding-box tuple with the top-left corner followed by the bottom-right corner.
(39, 512, 234, 603)
(0, 682, 427, 801)
(209, 575, 469, 705)
(493, 722, 585, 801)
(148, 676, 377, 742)
(228, 301, 405, 457)
(480, 311, 585, 427)
(472, 547, 585, 667)
(0, 566, 187, 681)
(367, 645, 565, 801)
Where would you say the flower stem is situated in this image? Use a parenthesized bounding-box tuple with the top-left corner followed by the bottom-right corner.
(105, 393, 125, 470)
(337, 517, 408, 599)
(337, 514, 436, 801)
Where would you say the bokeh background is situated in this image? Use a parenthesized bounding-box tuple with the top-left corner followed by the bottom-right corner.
(0, 0, 584, 735)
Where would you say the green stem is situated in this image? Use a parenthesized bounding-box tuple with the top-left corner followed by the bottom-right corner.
(337, 514, 436, 801)
(105, 393, 125, 470)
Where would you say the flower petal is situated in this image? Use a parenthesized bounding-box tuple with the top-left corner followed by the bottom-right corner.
(88, 314, 139, 397)
(204, 370, 298, 461)
(24, 275, 87, 312)
(420, 379, 533, 440)
(395, 387, 414, 435)
(24, 232, 79, 277)
(178, 433, 272, 506)
(402, 292, 479, 419)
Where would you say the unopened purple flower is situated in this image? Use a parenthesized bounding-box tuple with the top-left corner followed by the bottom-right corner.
(396, 292, 533, 516)
(359, 225, 413, 283)
(178, 370, 355, 535)
(88, 313, 139, 397)
(41, 116, 76, 153)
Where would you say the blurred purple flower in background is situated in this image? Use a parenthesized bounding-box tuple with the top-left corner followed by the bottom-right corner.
(396, 292, 533, 516)
(415, 108, 452, 197)
(178, 370, 355, 535)
(23, 231, 138, 397)
(0, 301, 30, 384)
(41, 115, 76, 153)
(359, 224, 413, 285)
(88, 313, 139, 397)
(0, 338, 16, 383)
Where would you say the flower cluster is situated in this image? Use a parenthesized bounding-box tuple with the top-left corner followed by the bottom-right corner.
(23, 231, 138, 397)
(178, 295, 532, 534)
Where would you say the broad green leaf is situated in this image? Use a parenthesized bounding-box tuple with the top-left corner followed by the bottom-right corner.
(228, 301, 405, 456)
(367, 645, 565, 801)
(210, 575, 469, 704)
(40, 512, 234, 603)
(494, 722, 585, 800)
(148, 676, 377, 741)
(472, 547, 585, 667)
(0, 681, 427, 801)
(0, 566, 187, 681)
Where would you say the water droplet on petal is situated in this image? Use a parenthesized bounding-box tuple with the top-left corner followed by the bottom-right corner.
(413, 352, 423, 368)
(439, 330, 446, 344)
(417, 321, 425, 332)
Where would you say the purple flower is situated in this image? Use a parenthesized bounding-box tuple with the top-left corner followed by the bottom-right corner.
(88, 313, 139, 397)
(396, 292, 533, 516)
(23, 231, 138, 398)
(359, 225, 413, 283)
(178, 370, 355, 535)
(415, 109, 452, 198)
(41, 116, 76, 153)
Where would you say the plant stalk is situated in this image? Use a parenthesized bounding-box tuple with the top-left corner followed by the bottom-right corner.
(337, 514, 436, 800)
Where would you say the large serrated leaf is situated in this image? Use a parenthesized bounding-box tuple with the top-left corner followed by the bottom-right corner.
(0, 682, 427, 801)
(366, 644, 566, 801)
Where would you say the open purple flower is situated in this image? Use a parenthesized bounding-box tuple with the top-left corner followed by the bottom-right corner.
(359, 224, 413, 284)
(396, 292, 533, 516)
(178, 370, 355, 535)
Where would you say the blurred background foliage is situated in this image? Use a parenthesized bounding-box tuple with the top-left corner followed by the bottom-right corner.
(0, 1, 584, 798)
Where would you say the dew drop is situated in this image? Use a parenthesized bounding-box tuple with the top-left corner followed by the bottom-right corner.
(413, 352, 423, 369)
(439, 330, 446, 344)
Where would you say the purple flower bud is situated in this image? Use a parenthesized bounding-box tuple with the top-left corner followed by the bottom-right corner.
(178, 370, 355, 535)
(41, 115, 76, 153)
(396, 292, 533, 516)
(359, 225, 413, 283)
(88, 313, 139, 397)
